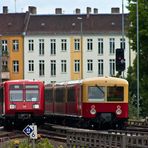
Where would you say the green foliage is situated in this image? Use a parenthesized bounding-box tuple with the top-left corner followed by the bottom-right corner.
(5, 138, 64, 148)
(36, 138, 54, 148)
(127, 0, 148, 117)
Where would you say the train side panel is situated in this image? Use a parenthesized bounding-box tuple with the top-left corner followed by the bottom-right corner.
(54, 86, 66, 114)
(66, 84, 82, 116)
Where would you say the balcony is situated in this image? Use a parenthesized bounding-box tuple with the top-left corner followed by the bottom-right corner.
(1, 66, 10, 80)
(1, 71, 10, 80)
(2, 50, 9, 57)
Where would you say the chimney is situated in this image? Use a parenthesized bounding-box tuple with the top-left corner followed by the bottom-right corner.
(3, 6, 8, 14)
(75, 8, 80, 14)
(28, 6, 37, 14)
(55, 8, 62, 14)
(94, 8, 98, 14)
(111, 7, 120, 14)
(86, 7, 91, 14)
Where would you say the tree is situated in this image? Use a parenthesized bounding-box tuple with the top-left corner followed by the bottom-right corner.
(127, 0, 148, 117)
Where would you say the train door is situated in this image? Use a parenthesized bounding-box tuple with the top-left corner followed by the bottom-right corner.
(44, 85, 54, 114)
(67, 84, 76, 115)
(54, 85, 66, 114)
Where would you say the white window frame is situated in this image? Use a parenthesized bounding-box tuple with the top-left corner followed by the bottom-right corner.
(39, 60, 45, 76)
(61, 60, 67, 73)
(74, 60, 80, 72)
(87, 59, 93, 72)
(28, 60, 34, 72)
(98, 38, 103, 55)
(98, 59, 104, 76)
(109, 38, 115, 54)
(39, 39, 44, 55)
(109, 59, 115, 76)
(51, 60, 56, 76)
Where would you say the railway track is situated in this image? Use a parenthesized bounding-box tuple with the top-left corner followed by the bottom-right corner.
(1, 122, 148, 148)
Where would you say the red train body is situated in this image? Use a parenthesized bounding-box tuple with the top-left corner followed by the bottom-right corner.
(44, 77, 128, 129)
(0, 80, 44, 128)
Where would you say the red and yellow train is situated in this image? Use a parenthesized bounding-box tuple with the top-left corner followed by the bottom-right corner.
(44, 76, 128, 129)
(0, 77, 128, 129)
(0, 80, 44, 128)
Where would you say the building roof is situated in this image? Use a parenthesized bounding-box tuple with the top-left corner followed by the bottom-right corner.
(26, 13, 129, 35)
(0, 11, 129, 36)
(0, 13, 27, 36)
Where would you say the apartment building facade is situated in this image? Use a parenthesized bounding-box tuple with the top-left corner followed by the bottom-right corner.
(0, 7, 132, 83)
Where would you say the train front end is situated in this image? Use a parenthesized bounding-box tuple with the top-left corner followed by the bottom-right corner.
(81, 77, 128, 129)
(3, 80, 44, 127)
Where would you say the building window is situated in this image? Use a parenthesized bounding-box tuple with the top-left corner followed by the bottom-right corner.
(13, 60, 19, 73)
(87, 59, 93, 72)
(13, 40, 19, 51)
(98, 59, 104, 76)
(109, 59, 115, 76)
(39, 60, 44, 76)
(74, 60, 80, 72)
(51, 60, 56, 76)
(2, 40, 8, 54)
(50, 39, 56, 55)
(109, 38, 115, 54)
(74, 39, 80, 51)
(120, 38, 125, 49)
(98, 38, 103, 55)
(28, 40, 34, 51)
(2, 60, 8, 71)
(87, 39, 93, 51)
(28, 60, 34, 72)
(61, 60, 67, 73)
(39, 39, 44, 55)
(61, 39, 67, 51)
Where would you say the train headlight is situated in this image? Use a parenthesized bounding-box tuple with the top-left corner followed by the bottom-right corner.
(116, 105, 122, 115)
(33, 104, 39, 109)
(90, 105, 96, 115)
(10, 104, 16, 109)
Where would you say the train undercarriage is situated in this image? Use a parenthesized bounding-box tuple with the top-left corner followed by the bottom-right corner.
(45, 112, 127, 130)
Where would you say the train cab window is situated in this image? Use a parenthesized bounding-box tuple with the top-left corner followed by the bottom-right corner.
(25, 85, 39, 101)
(88, 86, 105, 101)
(10, 84, 23, 101)
(107, 86, 124, 101)
(26, 90, 39, 101)
(10, 90, 23, 101)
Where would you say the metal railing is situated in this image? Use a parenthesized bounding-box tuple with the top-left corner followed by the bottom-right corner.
(66, 128, 148, 148)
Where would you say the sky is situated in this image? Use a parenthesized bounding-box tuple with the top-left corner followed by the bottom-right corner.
(0, 0, 129, 14)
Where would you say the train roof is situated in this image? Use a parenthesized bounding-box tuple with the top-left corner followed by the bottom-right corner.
(82, 76, 128, 86)
(3, 79, 44, 84)
(45, 77, 128, 87)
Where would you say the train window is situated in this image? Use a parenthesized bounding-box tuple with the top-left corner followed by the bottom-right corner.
(26, 90, 39, 101)
(107, 86, 124, 101)
(10, 84, 23, 89)
(45, 88, 53, 103)
(88, 86, 105, 101)
(10, 90, 23, 101)
(55, 87, 65, 102)
(25, 85, 39, 89)
(67, 87, 75, 102)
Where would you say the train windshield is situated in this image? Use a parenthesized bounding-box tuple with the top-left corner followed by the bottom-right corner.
(10, 84, 23, 101)
(25, 85, 39, 101)
(10, 90, 23, 101)
(88, 86, 105, 101)
(107, 86, 124, 101)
